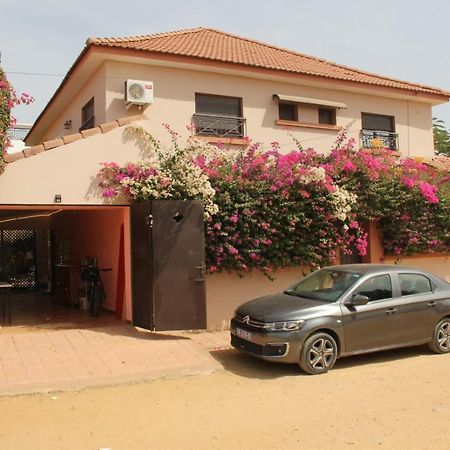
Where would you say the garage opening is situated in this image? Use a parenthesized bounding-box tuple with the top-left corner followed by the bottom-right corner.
(0, 206, 130, 329)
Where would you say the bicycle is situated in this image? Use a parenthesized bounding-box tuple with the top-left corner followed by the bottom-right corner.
(81, 262, 112, 317)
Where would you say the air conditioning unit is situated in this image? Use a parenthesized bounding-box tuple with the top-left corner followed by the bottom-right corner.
(124, 79, 154, 106)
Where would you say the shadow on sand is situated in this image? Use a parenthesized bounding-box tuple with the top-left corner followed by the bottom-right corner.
(209, 344, 434, 380)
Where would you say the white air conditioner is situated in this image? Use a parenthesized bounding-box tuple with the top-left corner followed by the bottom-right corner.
(124, 79, 154, 106)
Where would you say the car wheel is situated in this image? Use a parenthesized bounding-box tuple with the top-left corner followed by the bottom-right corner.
(429, 318, 450, 354)
(299, 332, 338, 375)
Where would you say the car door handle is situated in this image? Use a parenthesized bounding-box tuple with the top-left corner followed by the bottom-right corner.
(385, 308, 397, 315)
(427, 301, 437, 307)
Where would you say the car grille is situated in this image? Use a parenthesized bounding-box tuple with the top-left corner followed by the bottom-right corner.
(231, 335, 288, 357)
(233, 313, 267, 330)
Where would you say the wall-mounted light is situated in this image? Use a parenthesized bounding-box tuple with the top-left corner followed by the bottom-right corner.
(64, 120, 72, 130)
(54, 194, 62, 203)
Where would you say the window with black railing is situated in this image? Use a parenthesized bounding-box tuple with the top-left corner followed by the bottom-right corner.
(193, 93, 246, 138)
(361, 112, 398, 151)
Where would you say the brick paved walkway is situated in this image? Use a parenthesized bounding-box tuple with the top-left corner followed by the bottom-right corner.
(0, 325, 230, 396)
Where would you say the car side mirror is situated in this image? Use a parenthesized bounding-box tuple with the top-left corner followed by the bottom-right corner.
(346, 294, 370, 306)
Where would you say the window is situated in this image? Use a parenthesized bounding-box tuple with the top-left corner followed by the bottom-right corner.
(287, 269, 361, 303)
(193, 94, 245, 138)
(279, 103, 298, 121)
(399, 274, 432, 296)
(318, 108, 336, 125)
(80, 98, 95, 131)
(354, 275, 392, 302)
(361, 112, 398, 150)
(273, 94, 344, 129)
(361, 113, 395, 132)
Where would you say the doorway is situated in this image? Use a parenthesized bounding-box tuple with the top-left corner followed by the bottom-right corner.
(0, 206, 130, 329)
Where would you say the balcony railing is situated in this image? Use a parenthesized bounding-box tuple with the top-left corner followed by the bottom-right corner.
(193, 114, 246, 138)
(360, 129, 398, 151)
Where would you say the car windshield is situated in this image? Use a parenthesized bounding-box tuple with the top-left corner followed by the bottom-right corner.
(284, 269, 361, 303)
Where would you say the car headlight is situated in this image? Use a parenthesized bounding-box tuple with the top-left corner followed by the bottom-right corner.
(265, 320, 306, 331)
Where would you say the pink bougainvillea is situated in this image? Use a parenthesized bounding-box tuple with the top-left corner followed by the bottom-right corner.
(97, 125, 449, 274)
(0, 69, 34, 171)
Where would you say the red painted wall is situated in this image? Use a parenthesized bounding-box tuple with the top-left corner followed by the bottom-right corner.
(51, 208, 127, 312)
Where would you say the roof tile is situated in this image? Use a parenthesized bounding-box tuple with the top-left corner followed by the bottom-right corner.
(23, 145, 45, 157)
(3, 115, 145, 167)
(80, 127, 101, 138)
(99, 121, 120, 133)
(62, 133, 83, 145)
(89, 28, 449, 97)
(43, 138, 64, 151)
(2, 151, 25, 163)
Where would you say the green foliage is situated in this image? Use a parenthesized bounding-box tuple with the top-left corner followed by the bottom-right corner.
(433, 117, 450, 156)
(98, 127, 449, 275)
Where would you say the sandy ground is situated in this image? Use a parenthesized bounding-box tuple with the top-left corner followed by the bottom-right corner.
(0, 345, 449, 450)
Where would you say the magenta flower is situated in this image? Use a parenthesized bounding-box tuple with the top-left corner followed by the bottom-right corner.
(343, 161, 357, 172)
(419, 182, 439, 204)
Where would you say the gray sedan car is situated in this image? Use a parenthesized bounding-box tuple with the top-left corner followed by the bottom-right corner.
(230, 264, 450, 374)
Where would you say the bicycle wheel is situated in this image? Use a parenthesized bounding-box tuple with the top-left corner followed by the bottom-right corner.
(90, 284, 104, 317)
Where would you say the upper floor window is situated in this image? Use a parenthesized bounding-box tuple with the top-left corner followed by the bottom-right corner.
(318, 107, 336, 126)
(80, 97, 95, 131)
(279, 102, 298, 121)
(193, 93, 246, 138)
(361, 112, 398, 151)
(273, 94, 345, 129)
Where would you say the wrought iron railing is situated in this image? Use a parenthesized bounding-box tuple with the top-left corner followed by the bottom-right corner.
(79, 116, 95, 132)
(360, 129, 399, 151)
(192, 114, 246, 138)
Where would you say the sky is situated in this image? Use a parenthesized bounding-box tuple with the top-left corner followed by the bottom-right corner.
(2, 0, 450, 127)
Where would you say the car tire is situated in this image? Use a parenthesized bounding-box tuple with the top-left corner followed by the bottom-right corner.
(428, 318, 450, 354)
(299, 332, 338, 375)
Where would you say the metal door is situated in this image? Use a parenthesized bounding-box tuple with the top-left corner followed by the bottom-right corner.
(130, 200, 206, 331)
(341, 300, 399, 353)
(341, 274, 398, 353)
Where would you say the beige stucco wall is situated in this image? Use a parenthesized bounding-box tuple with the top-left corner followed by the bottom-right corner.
(383, 255, 450, 282)
(36, 59, 437, 157)
(205, 266, 309, 330)
(99, 60, 435, 156)
(43, 64, 107, 142)
(0, 124, 149, 205)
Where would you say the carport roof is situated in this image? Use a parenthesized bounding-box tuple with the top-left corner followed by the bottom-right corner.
(1, 114, 144, 165)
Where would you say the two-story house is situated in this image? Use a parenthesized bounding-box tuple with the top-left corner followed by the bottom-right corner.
(0, 28, 448, 331)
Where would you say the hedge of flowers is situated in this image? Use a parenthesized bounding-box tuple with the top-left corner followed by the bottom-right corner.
(0, 68, 33, 171)
(325, 133, 450, 256)
(97, 125, 449, 274)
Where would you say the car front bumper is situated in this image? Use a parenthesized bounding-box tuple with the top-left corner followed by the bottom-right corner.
(230, 319, 306, 364)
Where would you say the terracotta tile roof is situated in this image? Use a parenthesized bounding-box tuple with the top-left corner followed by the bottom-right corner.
(87, 28, 449, 98)
(1, 115, 143, 165)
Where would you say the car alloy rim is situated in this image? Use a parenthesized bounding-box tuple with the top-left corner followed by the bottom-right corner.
(308, 338, 335, 370)
(437, 322, 450, 351)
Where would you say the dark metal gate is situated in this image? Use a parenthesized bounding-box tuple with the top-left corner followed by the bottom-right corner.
(0, 229, 37, 289)
(130, 200, 206, 331)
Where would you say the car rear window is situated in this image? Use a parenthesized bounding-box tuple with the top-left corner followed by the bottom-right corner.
(399, 273, 432, 296)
